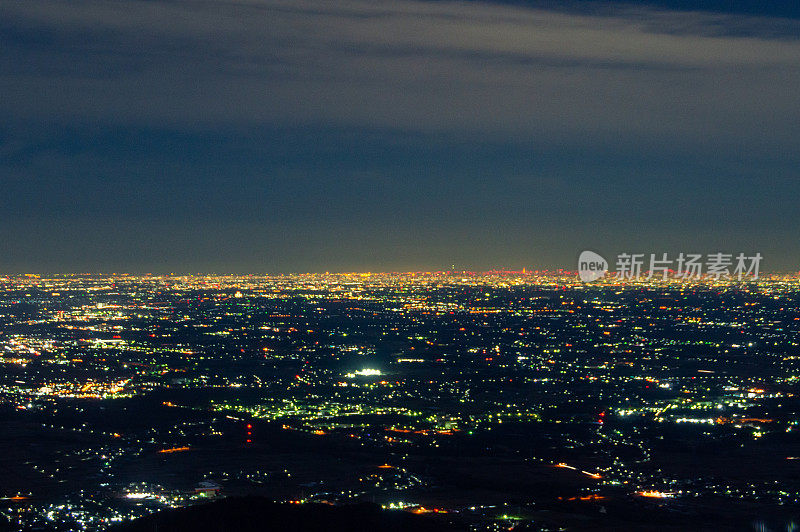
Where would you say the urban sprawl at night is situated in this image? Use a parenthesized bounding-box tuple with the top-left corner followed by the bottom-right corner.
(1, 272, 798, 531)
(4, 0, 800, 530)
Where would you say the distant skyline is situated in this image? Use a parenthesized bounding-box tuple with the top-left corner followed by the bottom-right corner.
(2, 0, 800, 273)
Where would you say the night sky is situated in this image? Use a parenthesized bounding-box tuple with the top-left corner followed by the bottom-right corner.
(2, 0, 799, 273)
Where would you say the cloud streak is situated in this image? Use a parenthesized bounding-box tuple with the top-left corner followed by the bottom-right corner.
(2, 0, 800, 146)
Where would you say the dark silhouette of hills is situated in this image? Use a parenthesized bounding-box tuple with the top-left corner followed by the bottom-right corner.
(111, 497, 461, 532)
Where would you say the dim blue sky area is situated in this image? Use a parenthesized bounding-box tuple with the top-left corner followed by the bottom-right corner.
(1, 0, 799, 272)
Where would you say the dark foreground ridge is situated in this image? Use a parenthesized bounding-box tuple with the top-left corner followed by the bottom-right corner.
(106, 495, 800, 532)
(110, 498, 459, 532)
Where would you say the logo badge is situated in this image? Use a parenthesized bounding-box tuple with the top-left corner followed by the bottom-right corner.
(578, 250, 607, 282)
